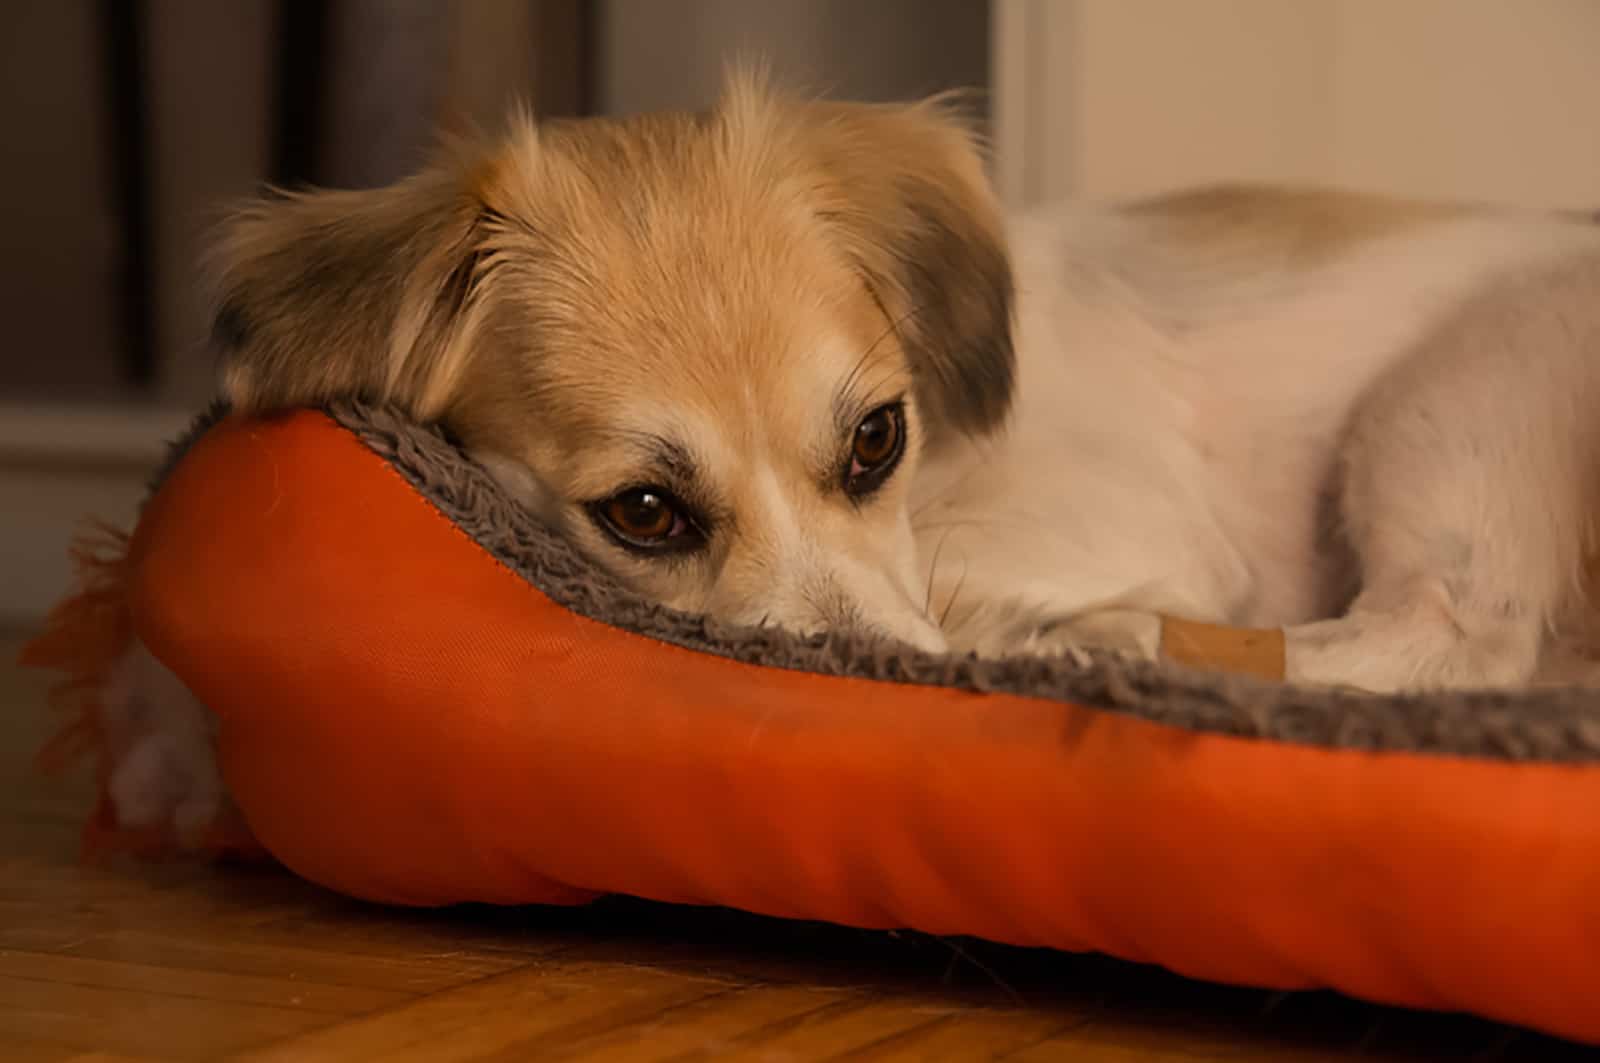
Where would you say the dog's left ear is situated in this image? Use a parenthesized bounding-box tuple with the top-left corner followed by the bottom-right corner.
(797, 97, 1016, 438)
(209, 159, 495, 420)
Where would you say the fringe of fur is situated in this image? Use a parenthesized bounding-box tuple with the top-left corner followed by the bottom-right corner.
(19, 521, 261, 861)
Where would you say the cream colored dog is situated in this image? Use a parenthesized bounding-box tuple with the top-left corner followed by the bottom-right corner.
(108, 74, 1600, 842)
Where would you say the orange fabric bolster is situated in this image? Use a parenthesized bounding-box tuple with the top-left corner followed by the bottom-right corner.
(126, 412, 1600, 1044)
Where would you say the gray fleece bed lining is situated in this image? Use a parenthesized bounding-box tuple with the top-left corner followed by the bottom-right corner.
(148, 400, 1600, 763)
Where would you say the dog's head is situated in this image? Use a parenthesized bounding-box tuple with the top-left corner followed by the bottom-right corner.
(213, 74, 1014, 650)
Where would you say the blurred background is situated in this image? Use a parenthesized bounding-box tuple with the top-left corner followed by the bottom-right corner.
(2, 0, 1598, 626)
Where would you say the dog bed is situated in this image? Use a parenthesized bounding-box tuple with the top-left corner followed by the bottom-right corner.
(23, 402, 1600, 1044)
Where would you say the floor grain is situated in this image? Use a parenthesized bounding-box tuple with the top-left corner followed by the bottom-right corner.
(1, 633, 1590, 1061)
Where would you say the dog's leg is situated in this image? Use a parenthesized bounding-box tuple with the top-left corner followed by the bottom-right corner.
(950, 593, 1165, 664)
(1287, 255, 1600, 692)
(1018, 609, 1164, 662)
(101, 640, 234, 846)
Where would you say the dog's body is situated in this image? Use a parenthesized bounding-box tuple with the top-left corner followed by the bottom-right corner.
(929, 191, 1600, 693)
(103, 78, 1600, 842)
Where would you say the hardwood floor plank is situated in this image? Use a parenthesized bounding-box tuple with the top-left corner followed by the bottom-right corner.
(551, 983, 850, 1061)
(230, 962, 732, 1062)
(702, 995, 968, 1060)
(41, 927, 519, 994)
(0, 1035, 95, 1063)
(0, 973, 336, 1061)
(844, 1008, 1087, 1060)
(0, 950, 412, 1015)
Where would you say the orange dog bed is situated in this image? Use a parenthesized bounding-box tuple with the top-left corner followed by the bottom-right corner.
(24, 403, 1600, 1044)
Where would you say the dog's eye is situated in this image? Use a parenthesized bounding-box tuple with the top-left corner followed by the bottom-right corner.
(845, 403, 906, 498)
(591, 487, 702, 553)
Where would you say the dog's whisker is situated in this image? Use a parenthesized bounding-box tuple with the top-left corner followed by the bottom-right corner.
(909, 460, 990, 523)
(938, 558, 970, 630)
(911, 516, 1030, 537)
(922, 523, 964, 616)
(841, 305, 920, 401)
(858, 365, 915, 404)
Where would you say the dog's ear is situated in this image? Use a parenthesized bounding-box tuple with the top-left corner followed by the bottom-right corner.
(211, 160, 495, 419)
(787, 94, 1016, 438)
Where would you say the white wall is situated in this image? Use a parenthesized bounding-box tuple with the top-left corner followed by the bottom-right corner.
(996, 0, 1600, 209)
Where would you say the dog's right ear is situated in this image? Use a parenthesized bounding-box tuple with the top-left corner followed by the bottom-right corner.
(212, 160, 495, 419)
(763, 90, 1017, 440)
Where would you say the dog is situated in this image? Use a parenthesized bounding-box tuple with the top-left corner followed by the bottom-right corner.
(104, 71, 1600, 844)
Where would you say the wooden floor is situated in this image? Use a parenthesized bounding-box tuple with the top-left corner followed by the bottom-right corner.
(2, 634, 1592, 1062)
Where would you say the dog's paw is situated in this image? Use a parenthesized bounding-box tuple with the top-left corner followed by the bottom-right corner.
(993, 608, 1163, 664)
(101, 643, 232, 848)
(1285, 607, 1539, 693)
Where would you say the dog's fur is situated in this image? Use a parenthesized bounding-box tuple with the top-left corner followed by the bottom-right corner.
(107, 74, 1600, 843)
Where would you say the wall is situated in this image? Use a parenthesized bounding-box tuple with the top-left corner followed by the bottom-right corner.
(996, 0, 1600, 209)
(597, 0, 990, 116)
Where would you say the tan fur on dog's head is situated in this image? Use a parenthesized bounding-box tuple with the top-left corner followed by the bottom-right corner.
(213, 72, 1013, 649)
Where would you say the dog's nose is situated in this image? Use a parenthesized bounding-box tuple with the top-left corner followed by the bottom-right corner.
(800, 574, 948, 654)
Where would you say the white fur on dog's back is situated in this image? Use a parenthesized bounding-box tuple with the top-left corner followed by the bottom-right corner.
(920, 194, 1600, 647)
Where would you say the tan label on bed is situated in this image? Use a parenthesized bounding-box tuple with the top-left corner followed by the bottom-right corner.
(1158, 616, 1286, 681)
